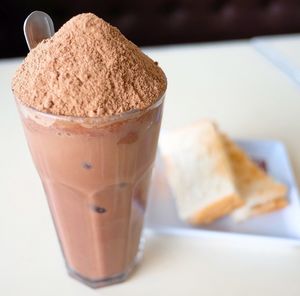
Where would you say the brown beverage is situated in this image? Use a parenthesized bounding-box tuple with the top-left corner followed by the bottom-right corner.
(12, 13, 167, 288)
(17, 96, 164, 287)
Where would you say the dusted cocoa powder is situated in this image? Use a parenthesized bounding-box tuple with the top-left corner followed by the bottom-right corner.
(12, 13, 167, 117)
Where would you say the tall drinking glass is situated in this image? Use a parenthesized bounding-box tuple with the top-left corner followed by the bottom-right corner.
(16, 93, 165, 288)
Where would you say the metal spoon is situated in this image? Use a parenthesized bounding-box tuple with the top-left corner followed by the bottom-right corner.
(23, 11, 55, 50)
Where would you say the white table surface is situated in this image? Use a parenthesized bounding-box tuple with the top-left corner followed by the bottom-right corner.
(254, 34, 300, 69)
(1, 36, 300, 295)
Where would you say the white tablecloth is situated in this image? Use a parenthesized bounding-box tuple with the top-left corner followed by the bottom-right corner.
(1, 36, 300, 295)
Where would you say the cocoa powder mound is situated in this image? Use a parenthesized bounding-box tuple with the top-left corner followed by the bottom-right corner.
(12, 13, 167, 117)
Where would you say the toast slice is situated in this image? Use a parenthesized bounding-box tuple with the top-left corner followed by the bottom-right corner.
(160, 120, 243, 224)
(221, 135, 288, 221)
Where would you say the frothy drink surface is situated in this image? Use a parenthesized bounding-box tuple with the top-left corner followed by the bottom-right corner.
(12, 13, 166, 287)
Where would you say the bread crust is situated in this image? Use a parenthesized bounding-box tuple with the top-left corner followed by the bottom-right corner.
(222, 134, 288, 221)
(189, 193, 243, 224)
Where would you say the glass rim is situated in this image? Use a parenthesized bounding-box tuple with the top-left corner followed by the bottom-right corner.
(16, 91, 166, 124)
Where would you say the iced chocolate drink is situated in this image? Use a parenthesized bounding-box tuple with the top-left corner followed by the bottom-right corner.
(12, 13, 167, 288)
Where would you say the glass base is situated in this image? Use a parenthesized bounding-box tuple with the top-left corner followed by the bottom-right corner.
(66, 237, 145, 288)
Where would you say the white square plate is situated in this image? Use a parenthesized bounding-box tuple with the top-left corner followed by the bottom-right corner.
(146, 139, 300, 246)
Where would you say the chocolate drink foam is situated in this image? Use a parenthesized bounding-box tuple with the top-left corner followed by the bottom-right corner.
(12, 13, 167, 117)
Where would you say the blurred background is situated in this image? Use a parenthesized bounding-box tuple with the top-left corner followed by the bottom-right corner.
(2, 0, 300, 58)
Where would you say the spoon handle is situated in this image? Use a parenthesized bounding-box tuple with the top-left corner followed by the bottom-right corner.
(23, 11, 55, 50)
